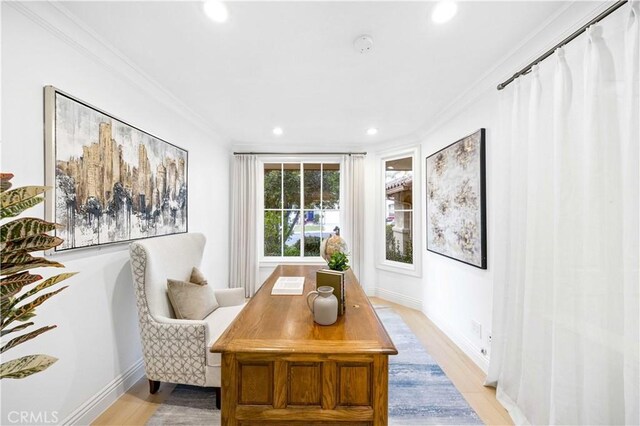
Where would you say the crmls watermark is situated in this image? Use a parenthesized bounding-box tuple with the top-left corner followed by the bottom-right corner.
(7, 411, 59, 424)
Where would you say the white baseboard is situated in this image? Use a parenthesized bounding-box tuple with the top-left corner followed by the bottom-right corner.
(62, 358, 145, 425)
(426, 311, 490, 373)
(375, 287, 489, 373)
(375, 287, 422, 311)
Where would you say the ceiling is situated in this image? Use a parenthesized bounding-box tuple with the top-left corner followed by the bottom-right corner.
(59, 1, 568, 148)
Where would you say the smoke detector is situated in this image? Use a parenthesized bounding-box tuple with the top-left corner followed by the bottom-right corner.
(354, 35, 374, 54)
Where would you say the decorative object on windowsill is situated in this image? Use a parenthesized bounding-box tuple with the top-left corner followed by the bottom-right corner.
(0, 173, 78, 379)
(426, 129, 487, 269)
(306, 286, 338, 325)
(319, 226, 348, 263)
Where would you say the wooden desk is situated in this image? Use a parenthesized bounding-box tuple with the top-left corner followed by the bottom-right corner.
(211, 265, 397, 425)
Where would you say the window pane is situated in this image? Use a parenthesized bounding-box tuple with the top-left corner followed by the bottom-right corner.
(264, 164, 282, 209)
(263, 161, 341, 259)
(323, 163, 340, 209)
(283, 164, 301, 209)
(283, 210, 301, 257)
(264, 210, 282, 256)
(303, 210, 322, 256)
(322, 210, 341, 240)
(303, 163, 321, 209)
(385, 157, 413, 264)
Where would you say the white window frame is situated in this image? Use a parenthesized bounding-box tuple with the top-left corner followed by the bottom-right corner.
(377, 146, 422, 277)
(258, 156, 342, 267)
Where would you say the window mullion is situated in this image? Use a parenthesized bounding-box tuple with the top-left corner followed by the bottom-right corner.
(280, 163, 284, 257)
(320, 163, 324, 241)
(299, 163, 304, 258)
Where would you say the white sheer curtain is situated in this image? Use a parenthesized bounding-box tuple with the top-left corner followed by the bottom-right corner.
(229, 154, 258, 297)
(341, 154, 365, 280)
(487, 3, 639, 425)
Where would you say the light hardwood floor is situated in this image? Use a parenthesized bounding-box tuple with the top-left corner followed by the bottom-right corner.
(93, 297, 513, 425)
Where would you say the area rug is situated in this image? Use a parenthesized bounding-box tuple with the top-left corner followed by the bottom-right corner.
(147, 306, 481, 425)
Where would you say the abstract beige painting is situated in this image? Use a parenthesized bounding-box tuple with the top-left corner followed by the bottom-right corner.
(426, 129, 486, 269)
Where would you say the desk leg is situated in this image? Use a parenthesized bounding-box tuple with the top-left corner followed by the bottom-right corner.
(372, 355, 389, 426)
(221, 353, 237, 426)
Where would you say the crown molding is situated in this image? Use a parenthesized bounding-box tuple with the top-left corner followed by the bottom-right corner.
(414, 0, 611, 140)
(230, 139, 367, 153)
(8, 0, 230, 145)
(364, 130, 422, 155)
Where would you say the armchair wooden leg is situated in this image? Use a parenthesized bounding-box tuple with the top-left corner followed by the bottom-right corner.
(215, 387, 221, 409)
(149, 379, 160, 394)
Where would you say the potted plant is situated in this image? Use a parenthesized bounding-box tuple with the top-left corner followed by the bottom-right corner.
(0, 173, 77, 379)
(327, 251, 349, 272)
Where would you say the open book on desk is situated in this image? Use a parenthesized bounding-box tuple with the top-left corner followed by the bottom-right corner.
(271, 276, 305, 295)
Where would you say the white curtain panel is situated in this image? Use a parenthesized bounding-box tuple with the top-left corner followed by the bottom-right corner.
(229, 154, 258, 298)
(341, 154, 365, 280)
(487, 3, 639, 425)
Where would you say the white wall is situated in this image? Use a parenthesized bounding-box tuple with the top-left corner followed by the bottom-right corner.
(419, 93, 498, 371)
(1, 3, 230, 424)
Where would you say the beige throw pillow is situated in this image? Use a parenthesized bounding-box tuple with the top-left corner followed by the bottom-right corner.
(190, 267, 208, 285)
(167, 279, 219, 320)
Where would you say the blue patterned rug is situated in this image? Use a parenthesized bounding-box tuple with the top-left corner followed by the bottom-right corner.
(376, 305, 482, 425)
(147, 306, 481, 425)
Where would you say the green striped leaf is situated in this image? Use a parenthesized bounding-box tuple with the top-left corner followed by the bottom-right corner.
(1, 322, 34, 337)
(1, 196, 44, 219)
(1, 252, 64, 275)
(0, 217, 59, 243)
(0, 326, 56, 354)
(1, 296, 14, 318)
(2, 287, 67, 327)
(0, 272, 42, 286)
(0, 273, 42, 297)
(16, 273, 77, 303)
(1, 186, 48, 209)
(0, 283, 21, 299)
(0, 173, 14, 193)
(15, 311, 36, 323)
(0, 354, 58, 379)
(1, 234, 64, 254)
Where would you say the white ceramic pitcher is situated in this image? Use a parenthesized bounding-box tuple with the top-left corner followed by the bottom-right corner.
(306, 286, 338, 326)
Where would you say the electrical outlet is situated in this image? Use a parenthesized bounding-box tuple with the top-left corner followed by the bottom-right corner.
(471, 320, 482, 339)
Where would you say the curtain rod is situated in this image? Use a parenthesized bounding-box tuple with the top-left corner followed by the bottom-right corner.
(497, 0, 628, 90)
(233, 152, 367, 155)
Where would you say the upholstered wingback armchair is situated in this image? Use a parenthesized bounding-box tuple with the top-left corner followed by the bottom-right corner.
(129, 233, 245, 405)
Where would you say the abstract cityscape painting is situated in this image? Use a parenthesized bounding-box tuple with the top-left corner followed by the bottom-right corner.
(426, 129, 486, 269)
(44, 86, 188, 252)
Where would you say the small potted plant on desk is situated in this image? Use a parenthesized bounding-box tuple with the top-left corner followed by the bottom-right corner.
(328, 251, 349, 272)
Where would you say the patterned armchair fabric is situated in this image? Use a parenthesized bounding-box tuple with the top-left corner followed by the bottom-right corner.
(130, 233, 244, 387)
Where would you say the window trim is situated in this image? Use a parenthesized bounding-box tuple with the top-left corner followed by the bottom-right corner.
(377, 146, 422, 277)
(258, 156, 342, 265)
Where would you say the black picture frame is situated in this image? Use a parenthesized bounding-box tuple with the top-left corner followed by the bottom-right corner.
(425, 129, 486, 269)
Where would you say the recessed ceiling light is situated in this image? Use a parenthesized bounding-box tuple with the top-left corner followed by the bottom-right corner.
(272, 127, 283, 136)
(432, 1, 458, 24)
(203, 1, 229, 23)
(387, 166, 395, 170)
(366, 127, 378, 136)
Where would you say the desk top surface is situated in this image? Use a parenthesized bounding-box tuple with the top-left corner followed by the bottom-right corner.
(211, 265, 397, 355)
